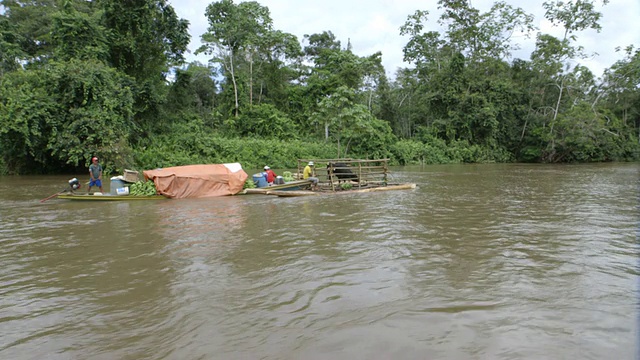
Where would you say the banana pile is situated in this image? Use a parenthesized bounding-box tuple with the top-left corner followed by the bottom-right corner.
(243, 178, 256, 189)
(282, 171, 294, 182)
(129, 181, 157, 196)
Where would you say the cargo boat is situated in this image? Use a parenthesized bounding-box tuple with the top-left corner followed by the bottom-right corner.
(56, 194, 168, 201)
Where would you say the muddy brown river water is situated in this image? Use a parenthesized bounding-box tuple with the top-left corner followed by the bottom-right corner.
(0, 163, 638, 359)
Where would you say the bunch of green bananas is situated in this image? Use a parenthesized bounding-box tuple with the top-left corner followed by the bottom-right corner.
(243, 178, 256, 189)
(129, 181, 157, 196)
(282, 171, 294, 182)
(340, 182, 353, 190)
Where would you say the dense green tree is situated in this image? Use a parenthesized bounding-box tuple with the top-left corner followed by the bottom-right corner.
(303, 33, 382, 94)
(310, 86, 395, 157)
(435, 0, 534, 62)
(99, 0, 189, 79)
(0, 13, 25, 76)
(165, 63, 218, 121)
(47, 59, 134, 168)
(292, 31, 386, 138)
(386, 68, 423, 139)
(250, 29, 302, 109)
(0, 0, 638, 174)
(397, 1, 534, 152)
(0, 0, 57, 62)
(231, 103, 298, 139)
(198, 0, 273, 117)
(303, 31, 341, 59)
(602, 46, 640, 144)
(0, 68, 55, 171)
(528, 0, 610, 161)
(98, 0, 189, 137)
(51, 3, 108, 62)
(0, 59, 134, 173)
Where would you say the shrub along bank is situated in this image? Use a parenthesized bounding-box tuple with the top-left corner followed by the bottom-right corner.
(130, 134, 515, 172)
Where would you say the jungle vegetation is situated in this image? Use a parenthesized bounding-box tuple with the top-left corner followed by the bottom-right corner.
(0, 0, 638, 174)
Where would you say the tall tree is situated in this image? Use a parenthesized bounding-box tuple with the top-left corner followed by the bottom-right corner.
(295, 31, 385, 138)
(197, 0, 273, 117)
(0, 59, 134, 173)
(310, 86, 395, 158)
(98, 0, 190, 136)
(50, 2, 108, 62)
(398, 1, 534, 148)
(530, 0, 609, 161)
(0, 0, 57, 62)
(165, 62, 219, 127)
(99, 0, 189, 79)
(437, 0, 535, 62)
(601, 46, 640, 145)
(250, 29, 301, 108)
(0, 13, 25, 77)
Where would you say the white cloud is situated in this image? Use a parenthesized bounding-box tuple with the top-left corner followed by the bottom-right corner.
(173, 0, 640, 78)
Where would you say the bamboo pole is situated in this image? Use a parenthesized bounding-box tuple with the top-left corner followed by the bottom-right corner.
(349, 183, 416, 193)
(266, 190, 319, 197)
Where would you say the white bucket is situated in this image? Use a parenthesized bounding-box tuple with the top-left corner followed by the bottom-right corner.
(116, 187, 130, 196)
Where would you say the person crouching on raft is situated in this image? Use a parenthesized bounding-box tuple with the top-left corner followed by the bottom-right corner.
(264, 166, 277, 185)
(303, 161, 319, 190)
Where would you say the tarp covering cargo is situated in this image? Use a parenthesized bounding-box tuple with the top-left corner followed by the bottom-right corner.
(143, 163, 248, 199)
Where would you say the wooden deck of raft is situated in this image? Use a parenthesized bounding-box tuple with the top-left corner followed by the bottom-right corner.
(263, 183, 417, 197)
(243, 179, 312, 194)
(244, 159, 417, 197)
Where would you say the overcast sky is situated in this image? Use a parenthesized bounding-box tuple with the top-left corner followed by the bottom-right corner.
(174, 0, 640, 78)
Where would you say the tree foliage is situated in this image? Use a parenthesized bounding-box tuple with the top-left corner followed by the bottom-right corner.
(197, 0, 274, 117)
(0, 0, 638, 174)
(0, 59, 134, 172)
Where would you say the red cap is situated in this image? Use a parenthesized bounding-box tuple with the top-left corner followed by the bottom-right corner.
(92, 157, 98, 161)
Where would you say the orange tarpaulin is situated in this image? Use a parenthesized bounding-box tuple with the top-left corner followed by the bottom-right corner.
(143, 163, 248, 199)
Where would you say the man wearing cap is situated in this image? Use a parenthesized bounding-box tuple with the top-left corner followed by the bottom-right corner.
(303, 161, 319, 190)
(264, 166, 277, 185)
(88, 156, 103, 193)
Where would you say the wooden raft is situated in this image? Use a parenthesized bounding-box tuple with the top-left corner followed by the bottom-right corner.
(265, 190, 319, 197)
(243, 179, 312, 194)
(262, 183, 417, 197)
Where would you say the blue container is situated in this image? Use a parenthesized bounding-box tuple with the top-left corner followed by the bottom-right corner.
(110, 178, 126, 195)
(253, 173, 267, 188)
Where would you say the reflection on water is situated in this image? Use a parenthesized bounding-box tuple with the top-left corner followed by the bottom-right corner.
(0, 163, 638, 359)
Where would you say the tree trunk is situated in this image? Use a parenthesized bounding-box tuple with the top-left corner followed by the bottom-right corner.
(249, 52, 253, 106)
(229, 49, 239, 117)
(520, 117, 528, 141)
(549, 78, 565, 153)
(344, 138, 353, 157)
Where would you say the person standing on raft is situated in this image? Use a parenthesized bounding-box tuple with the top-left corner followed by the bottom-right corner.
(88, 156, 103, 193)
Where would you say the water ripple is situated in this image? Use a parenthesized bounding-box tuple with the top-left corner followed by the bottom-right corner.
(0, 164, 638, 359)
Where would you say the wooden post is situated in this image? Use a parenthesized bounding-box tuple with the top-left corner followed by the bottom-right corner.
(329, 162, 335, 192)
(383, 160, 388, 185)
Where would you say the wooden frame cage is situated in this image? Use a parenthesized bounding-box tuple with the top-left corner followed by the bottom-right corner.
(296, 158, 389, 191)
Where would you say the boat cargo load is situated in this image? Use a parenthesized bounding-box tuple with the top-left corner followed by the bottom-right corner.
(123, 169, 139, 183)
(143, 163, 248, 199)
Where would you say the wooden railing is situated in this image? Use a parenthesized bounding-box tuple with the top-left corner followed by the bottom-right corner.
(297, 158, 389, 191)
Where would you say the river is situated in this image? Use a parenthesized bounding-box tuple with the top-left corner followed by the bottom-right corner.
(0, 163, 638, 359)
